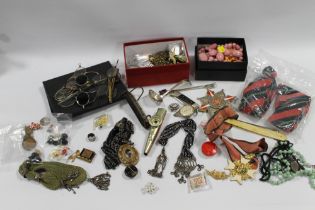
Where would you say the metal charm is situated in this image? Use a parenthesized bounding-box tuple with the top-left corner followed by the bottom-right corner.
(206, 169, 229, 180)
(118, 144, 139, 166)
(288, 156, 304, 172)
(67, 150, 81, 162)
(148, 147, 168, 178)
(168, 103, 180, 112)
(77, 148, 96, 163)
(88, 173, 111, 190)
(142, 182, 159, 194)
(144, 108, 167, 155)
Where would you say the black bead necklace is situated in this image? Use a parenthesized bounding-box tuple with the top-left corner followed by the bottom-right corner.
(101, 118, 135, 170)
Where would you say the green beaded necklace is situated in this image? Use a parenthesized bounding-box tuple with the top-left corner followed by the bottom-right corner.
(260, 141, 315, 189)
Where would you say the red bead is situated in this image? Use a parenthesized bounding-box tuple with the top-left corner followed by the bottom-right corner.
(201, 141, 217, 156)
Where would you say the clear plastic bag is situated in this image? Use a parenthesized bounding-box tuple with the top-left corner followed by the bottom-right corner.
(238, 50, 315, 137)
(0, 114, 72, 165)
(48, 146, 72, 162)
(0, 124, 29, 165)
(0, 124, 46, 166)
(43, 113, 72, 148)
(93, 114, 112, 130)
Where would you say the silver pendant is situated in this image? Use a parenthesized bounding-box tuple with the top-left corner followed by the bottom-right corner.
(87, 173, 111, 190)
(148, 147, 168, 178)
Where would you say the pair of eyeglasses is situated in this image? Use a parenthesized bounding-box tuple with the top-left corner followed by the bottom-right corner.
(54, 70, 102, 109)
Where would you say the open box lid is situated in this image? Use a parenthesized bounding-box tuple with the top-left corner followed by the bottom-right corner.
(123, 37, 190, 69)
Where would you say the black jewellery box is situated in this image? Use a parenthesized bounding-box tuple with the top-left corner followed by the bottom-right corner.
(43, 61, 127, 118)
(195, 37, 248, 81)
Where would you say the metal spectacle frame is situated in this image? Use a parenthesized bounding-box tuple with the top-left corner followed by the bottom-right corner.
(54, 70, 104, 109)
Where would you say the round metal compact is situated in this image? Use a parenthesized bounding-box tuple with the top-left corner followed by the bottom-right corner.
(118, 144, 139, 166)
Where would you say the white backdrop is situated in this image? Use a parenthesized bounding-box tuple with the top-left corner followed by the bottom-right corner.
(1, 0, 315, 210)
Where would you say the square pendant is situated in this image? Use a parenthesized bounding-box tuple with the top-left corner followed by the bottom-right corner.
(78, 148, 96, 163)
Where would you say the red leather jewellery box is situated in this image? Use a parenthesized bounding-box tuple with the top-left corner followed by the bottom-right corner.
(123, 37, 190, 87)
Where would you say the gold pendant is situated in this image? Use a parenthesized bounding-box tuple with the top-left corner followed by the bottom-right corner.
(206, 170, 229, 180)
(118, 144, 139, 166)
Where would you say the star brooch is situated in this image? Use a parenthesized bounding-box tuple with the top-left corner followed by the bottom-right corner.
(224, 156, 256, 185)
(198, 89, 235, 117)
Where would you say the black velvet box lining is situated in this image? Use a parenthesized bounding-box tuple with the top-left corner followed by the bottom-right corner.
(43, 61, 127, 118)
